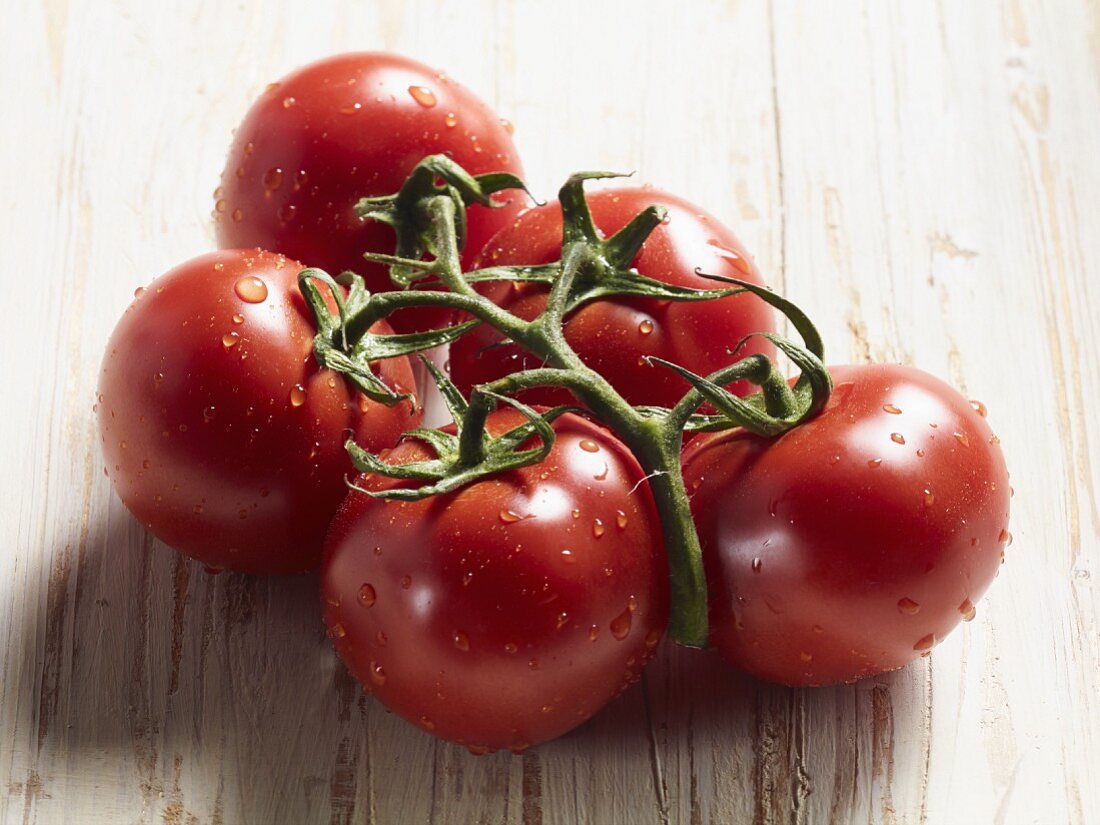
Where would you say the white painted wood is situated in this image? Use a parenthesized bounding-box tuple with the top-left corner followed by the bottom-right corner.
(2, 0, 1097, 822)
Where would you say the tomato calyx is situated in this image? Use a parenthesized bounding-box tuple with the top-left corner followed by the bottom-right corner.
(306, 155, 833, 647)
(345, 358, 577, 500)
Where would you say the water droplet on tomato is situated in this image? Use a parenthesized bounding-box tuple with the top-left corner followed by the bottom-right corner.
(644, 630, 660, 648)
(592, 518, 605, 537)
(499, 508, 524, 523)
(262, 167, 284, 191)
(867, 458, 883, 469)
(923, 489, 935, 506)
(969, 400, 987, 417)
(610, 608, 633, 640)
(193, 504, 203, 514)
(444, 112, 457, 127)
(883, 403, 902, 414)
(420, 716, 435, 731)
(560, 549, 575, 563)
(282, 96, 296, 108)
(407, 85, 436, 107)
(953, 431, 970, 448)
(369, 661, 386, 685)
(751, 557, 762, 572)
(615, 510, 628, 529)
(221, 332, 239, 349)
(913, 633, 935, 651)
(231, 208, 244, 222)
(579, 439, 599, 453)
(555, 612, 569, 630)
(999, 528, 1012, 545)
(638, 319, 654, 335)
(453, 630, 470, 652)
(916, 449, 926, 458)
(327, 623, 346, 640)
(358, 583, 376, 607)
(588, 625, 600, 641)
(288, 385, 306, 407)
(234, 276, 268, 303)
(231, 313, 244, 324)
(278, 203, 297, 223)
(500, 118, 514, 134)
(571, 509, 581, 519)
(339, 103, 362, 115)
(959, 598, 976, 621)
(891, 433, 905, 445)
(897, 597, 921, 615)
(203, 406, 216, 422)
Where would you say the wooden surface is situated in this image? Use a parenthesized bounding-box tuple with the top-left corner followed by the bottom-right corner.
(2, 1, 1098, 822)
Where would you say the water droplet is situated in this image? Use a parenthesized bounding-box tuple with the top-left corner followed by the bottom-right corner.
(592, 518, 605, 537)
(560, 549, 575, 564)
(610, 608, 633, 640)
(913, 633, 935, 651)
(282, 96, 296, 108)
(644, 630, 660, 648)
(594, 463, 609, 481)
(751, 557, 762, 572)
(453, 630, 470, 652)
(579, 439, 599, 453)
(420, 716, 435, 731)
(883, 403, 902, 414)
(571, 509, 581, 519)
(444, 112, 457, 127)
(222, 332, 239, 348)
(278, 203, 297, 223)
(369, 661, 386, 685)
(231, 313, 244, 324)
(461, 572, 473, 586)
(234, 275, 268, 303)
(289, 385, 306, 407)
(502, 642, 518, 654)
(891, 433, 905, 445)
(638, 319, 654, 335)
(358, 583, 376, 607)
(897, 597, 921, 615)
(999, 529, 1013, 545)
(339, 103, 362, 115)
(203, 406, 217, 422)
(231, 208, 244, 222)
(327, 623, 346, 640)
(234, 166, 245, 179)
(500, 118, 514, 134)
(555, 612, 569, 630)
(829, 454, 841, 465)
(969, 400, 987, 417)
(262, 167, 284, 192)
(923, 489, 935, 506)
(499, 508, 524, 523)
(867, 458, 883, 469)
(799, 652, 813, 663)
(528, 658, 539, 670)
(959, 598, 976, 621)
(119, 440, 128, 450)
(953, 431, 970, 448)
(916, 449, 926, 458)
(400, 575, 412, 589)
(588, 625, 600, 641)
(193, 504, 204, 514)
(141, 459, 151, 470)
(408, 85, 436, 107)
(615, 510, 628, 529)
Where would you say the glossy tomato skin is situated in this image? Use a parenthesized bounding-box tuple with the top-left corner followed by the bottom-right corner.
(321, 410, 669, 752)
(98, 249, 419, 575)
(682, 364, 1010, 686)
(214, 52, 524, 332)
(449, 188, 776, 408)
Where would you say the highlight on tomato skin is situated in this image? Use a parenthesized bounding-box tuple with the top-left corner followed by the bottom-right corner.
(682, 363, 1011, 686)
(449, 186, 777, 408)
(214, 51, 525, 333)
(97, 248, 420, 576)
(320, 409, 669, 754)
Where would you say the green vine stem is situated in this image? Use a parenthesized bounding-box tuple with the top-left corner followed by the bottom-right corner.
(297, 154, 832, 648)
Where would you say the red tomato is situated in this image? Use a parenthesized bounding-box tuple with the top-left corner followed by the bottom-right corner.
(682, 364, 1010, 685)
(97, 249, 419, 575)
(321, 410, 668, 752)
(448, 187, 776, 408)
(214, 52, 524, 332)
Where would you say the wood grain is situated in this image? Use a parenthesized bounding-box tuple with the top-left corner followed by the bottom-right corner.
(2, 0, 1097, 822)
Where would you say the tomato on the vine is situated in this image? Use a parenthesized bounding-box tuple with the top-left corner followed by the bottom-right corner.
(214, 52, 524, 332)
(98, 249, 420, 575)
(321, 409, 669, 752)
(449, 187, 776, 408)
(682, 364, 1010, 685)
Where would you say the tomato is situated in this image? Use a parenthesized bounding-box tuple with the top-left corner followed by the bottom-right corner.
(321, 409, 668, 752)
(97, 249, 420, 575)
(448, 187, 776, 408)
(682, 364, 1010, 686)
(214, 52, 524, 332)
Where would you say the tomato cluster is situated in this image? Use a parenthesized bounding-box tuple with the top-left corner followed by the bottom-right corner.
(98, 52, 1010, 753)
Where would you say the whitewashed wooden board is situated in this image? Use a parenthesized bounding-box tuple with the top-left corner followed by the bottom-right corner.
(2, 1, 1098, 823)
